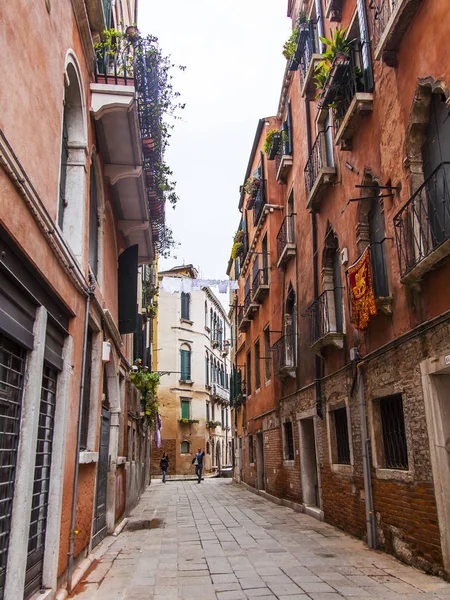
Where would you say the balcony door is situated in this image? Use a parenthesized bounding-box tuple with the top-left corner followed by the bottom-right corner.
(422, 94, 450, 246)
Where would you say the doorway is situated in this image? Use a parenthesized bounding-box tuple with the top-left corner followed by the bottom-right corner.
(421, 356, 450, 573)
(299, 418, 319, 507)
(256, 432, 265, 491)
(92, 407, 110, 548)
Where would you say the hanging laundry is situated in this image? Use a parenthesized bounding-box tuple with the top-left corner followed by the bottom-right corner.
(218, 281, 228, 293)
(181, 278, 192, 293)
(229, 281, 239, 290)
(162, 277, 182, 295)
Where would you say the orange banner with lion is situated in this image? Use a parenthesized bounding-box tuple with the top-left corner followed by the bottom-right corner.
(347, 247, 377, 330)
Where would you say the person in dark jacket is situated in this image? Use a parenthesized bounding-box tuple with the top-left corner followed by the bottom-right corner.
(160, 452, 169, 483)
(192, 448, 205, 483)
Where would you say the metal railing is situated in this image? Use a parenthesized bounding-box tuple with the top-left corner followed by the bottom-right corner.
(307, 289, 343, 346)
(379, 395, 408, 469)
(272, 334, 296, 373)
(393, 162, 450, 278)
(298, 21, 319, 90)
(330, 50, 368, 133)
(243, 288, 253, 314)
(304, 132, 325, 196)
(277, 214, 295, 260)
(252, 268, 268, 294)
(252, 185, 266, 226)
(94, 39, 166, 244)
(237, 305, 245, 328)
(368, 0, 397, 49)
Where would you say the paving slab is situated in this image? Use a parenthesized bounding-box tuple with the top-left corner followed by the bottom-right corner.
(71, 479, 450, 600)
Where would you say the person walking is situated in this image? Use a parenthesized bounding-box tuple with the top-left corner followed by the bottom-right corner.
(192, 448, 205, 483)
(160, 452, 169, 483)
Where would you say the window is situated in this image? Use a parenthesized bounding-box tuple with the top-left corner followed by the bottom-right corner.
(180, 344, 191, 381)
(332, 407, 351, 465)
(181, 441, 190, 454)
(283, 421, 295, 460)
(211, 402, 215, 420)
(264, 326, 271, 381)
(369, 197, 389, 297)
(181, 398, 190, 419)
(254, 339, 261, 390)
(206, 441, 210, 454)
(221, 408, 225, 427)
(206, 403, 210, 422)
(58, 112, 69, 230)
(205, 354, 209, 386)
(181, 292, 190, 320)
(80, 328, 93, 450)
(379, 395, 408, 470)
(205, 301, 208, 328)
(248, 435, 254, 464)
(88, 163, 100, 278)
(246, 350, 252, 396)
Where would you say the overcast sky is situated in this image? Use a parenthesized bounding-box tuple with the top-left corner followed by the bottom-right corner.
(139, 0, 292, 286)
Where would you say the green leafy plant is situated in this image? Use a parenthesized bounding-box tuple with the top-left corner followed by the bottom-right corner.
(130, 360, 160, 428)
(298, 10, 308, 24)
(207, 420, 222, 429)
(263, 129, 289, 156)
(282, 28, 299, 60)
(314, 27, 353, 98)
(178, 418, 199, 424)
(231, 242, 243, 260)
(243, 176, 260, 198)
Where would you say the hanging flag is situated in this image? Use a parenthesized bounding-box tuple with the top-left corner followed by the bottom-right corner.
(347, 247, 377, 330)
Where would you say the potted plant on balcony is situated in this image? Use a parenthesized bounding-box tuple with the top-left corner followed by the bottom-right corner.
(314, 27, 353, 103)
(243, 176, 260, 209)
(178, 418, 199, 425)
(231, 230, 245, 260)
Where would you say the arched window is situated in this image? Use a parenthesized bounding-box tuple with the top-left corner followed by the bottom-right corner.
(89, 161, 101, 279)
(220, 365, 224, 387)
(58, 58, 87, 262)
(181, 441, 190, 454)
(322, 227, 343, 334)
(205, 353, 210, 386)
(181, 292, 190, 320)
(180, 344, 191, 381)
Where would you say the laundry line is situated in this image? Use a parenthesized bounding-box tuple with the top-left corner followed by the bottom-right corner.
(161, 276, 239, 295)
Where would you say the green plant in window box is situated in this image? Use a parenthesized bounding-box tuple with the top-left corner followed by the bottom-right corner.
(130, 359, 160, 428)
(206, 420, 222, 429)
(178, 418, 199, 424)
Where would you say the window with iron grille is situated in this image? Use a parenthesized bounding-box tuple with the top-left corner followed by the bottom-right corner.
(379, 395, 408, 470)
(0, 335, 26, 599)
(283, 421, 294, 460)
(254, 340, 261, 390)
(246, 350, 252, 396)
(333, 407, 351, 465)
(80, 329, 93, 450)
(248, 435, 254, 464)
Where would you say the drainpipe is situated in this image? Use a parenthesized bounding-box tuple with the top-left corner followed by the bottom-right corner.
(134, 0, 138, 25)
(357, 361, 377, 548)
(68, 275, 95, 592)
(306, 99, 323, 419)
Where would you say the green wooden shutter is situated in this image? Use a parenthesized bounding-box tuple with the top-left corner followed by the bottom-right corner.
(181, 349, 191, 381)
(181, 400, 190, 419)
(118, 245, 138, 334)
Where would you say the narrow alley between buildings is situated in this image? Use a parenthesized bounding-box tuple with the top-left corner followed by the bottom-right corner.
(72, 479, 450, 600)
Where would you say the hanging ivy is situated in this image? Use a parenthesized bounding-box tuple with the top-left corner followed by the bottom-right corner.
(130, 359, 161, 429)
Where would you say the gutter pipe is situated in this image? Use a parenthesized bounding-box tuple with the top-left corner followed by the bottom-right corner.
(68, 274, 95, 592)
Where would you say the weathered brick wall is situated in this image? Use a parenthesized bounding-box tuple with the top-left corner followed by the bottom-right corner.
(151, 438, 176, 477)
(263, 426, 284, 497)
(242, 433, 257, 489)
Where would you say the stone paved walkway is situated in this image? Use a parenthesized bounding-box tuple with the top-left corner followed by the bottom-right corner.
(72, 479, 450, 600)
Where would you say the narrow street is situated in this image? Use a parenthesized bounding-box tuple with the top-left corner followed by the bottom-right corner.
(73, 479, 450, 600)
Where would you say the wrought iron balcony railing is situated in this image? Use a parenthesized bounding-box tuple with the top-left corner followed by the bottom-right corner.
(305, 133, 324, 197)
(368, 0, 395, 49)
(277, 214, 296, 266)
(252, 185, 266, 226)
(272, 334, 296, 376)
(307, 289, 344, 348)
(394, 162, 450, 280)
(252, 268, 269, 303)
(298, 21, 319, 92)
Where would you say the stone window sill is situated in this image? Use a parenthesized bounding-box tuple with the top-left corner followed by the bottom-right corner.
(375, 467, 413, 482)
(79, 451, 98, 464)
(283, 459, 295, 467)
(331, 463, 353, 475)
(179, 380, 194, 386)
(181, 318, 193, 325)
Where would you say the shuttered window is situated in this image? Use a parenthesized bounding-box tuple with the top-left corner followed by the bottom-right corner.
(181, 292, 190, 320)
(181, 399, 190, 419)
(180, 348, 191, 381)
(88, 164, 100, 279)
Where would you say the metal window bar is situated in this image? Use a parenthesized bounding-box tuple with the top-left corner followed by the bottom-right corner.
(284, 422, 295, 460)
(277, 214, 295, 260)
(379, 395, 408, 469)
(304, 132, 325, 196)
(0, 335, 26, 600)
(394, 162, 450, 278)
(24, 365, 57, 599)
(333, 407, 350, 464)
(368, 0, 396, 49)
(307, 289, 343, 346)
(298, 20, 319, 89)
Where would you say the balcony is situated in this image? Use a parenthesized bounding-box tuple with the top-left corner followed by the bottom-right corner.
(237, 305, 250, 332)
(275, 145, 293, 184)
(325, 0, 343, 21)
(298, 21, 322, 99)
(91, 41, 167, 263)
(252, 268, 269, 303)
(243, 288, 259, 320)
(252, 185, 267, 226)
(272, 335, 296, 378)
(320, 54, 374, 151)
(307, 290, 345, 354)
(394, 162, 450, 284)
(277, 214, 296, 267)
(368, 0, 421, 66)
(304, 132, 336, 210)
(211, 383, 230, 404)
